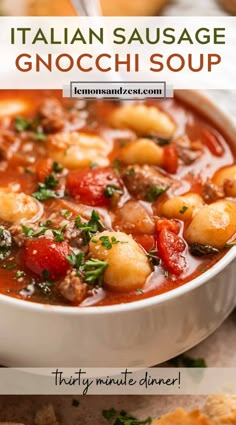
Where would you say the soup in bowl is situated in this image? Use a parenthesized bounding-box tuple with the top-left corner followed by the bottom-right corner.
(0, 90, 235, 366)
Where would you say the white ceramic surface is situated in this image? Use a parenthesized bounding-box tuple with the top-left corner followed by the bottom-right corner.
(0, 90, 236, 367)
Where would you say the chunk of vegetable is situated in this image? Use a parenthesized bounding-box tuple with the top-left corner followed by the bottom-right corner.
(0, 188, 42, 223)
(212, 165, 236, 197)
(120, 138, 164, 166)
(185, 200, 236, 249)
(163, 144, 178, 174)
(89, 231, 152, 291)
(47, 131, 111, 169)
(111, 104, 176, 138)
(23, 237, 71, 279)
(160, 193, 204, 221)
(157, 228, 187, 276)
(67, 168, 123, 207)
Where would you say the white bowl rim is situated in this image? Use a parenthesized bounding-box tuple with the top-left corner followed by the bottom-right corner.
(0, 90, 236, 315)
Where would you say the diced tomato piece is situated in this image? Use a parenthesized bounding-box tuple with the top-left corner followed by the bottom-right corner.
(163, 145, 178, 174)
(23, 237, 71, 280)
(36, 158, 53, 182)
(133, 234, 156, 252)
(155, 217, 180, 235)
(201, 128, 224, 157)
(157, 228, 187, 276)
(66, 167, 122, 207)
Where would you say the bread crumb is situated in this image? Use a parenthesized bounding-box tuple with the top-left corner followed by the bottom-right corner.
(152, 408, 214, 424)
(203, 395, 236, 425)
(34, 404, 59, 425)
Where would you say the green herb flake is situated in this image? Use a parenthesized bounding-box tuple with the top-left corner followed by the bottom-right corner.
(90, 162, 98, 169)
(15, 270, 26, 279)
(52, 225, 67, 242)
(169, 353, 207, 368)
(2, 263, 17, 270)
(61, 209, 72, 219)
(102, 409, 152, 425)
(83, 258, 108, 286)
(126, 167, 135, 176)
(75, 210, 105, 243)
(66, 252, 85, 270)
(104, 185, 123, 199)
(72, 399, 80, 407)
(98, 236, 120, 250)
(15, 116, 32, 132)
(22, 225, 48, 238)
(164, 269, 169, 278)
(53, 162, 64, 173)
(179, 205, 188, 215)
(145, 186, 166, 202)
(34, 128, 46, 141)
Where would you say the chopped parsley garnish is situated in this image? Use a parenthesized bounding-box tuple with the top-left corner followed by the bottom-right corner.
(22, 224, 48, 238)
(179, 205, 188, 214)
(104, 185, 123, 199)
(102, 409, 152, 425)
(169, 354, 207, 368)
(2, 263, 17, 270)
(44, 174, 59, 189)
(225, 241, 236, 248)
(34, 129, 46, 141)
(164, 269, 169, 278)
(52, 162, 64, 173)
(113, 159, 121, 173)
(32, 180, 63, 201)
(90, 162, 98, 169)
(66, 253, 108, 286)
(15, 116, 32, 132)
(147, 245, 159, 267)
(126, 168, 135, 176)
(92, 235, 120, 250)
(83, 258, 109, 286)
(142, 134, 171, 146)
(66, 252, 85, 269)
(190, 243, 220, 257)
(136, 288, 144, 295)
(76, 210, 105, 243)
(42, 269, 54, 286)
(15, 270, 26, 279)
(145, 186, 166, 202)
(15, 116, 46, 141)
(61, 209, 72, 219)
(52, 225, 67, 242)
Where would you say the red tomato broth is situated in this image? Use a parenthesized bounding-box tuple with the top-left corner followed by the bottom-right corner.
(0, 90, 235, 307)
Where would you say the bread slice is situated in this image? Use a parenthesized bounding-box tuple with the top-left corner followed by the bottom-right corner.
(152, 408, 215, 424)
(203, 395, 236, 425)
(34, 404, 59, 425)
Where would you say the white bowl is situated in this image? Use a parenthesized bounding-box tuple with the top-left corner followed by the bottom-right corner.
(0, 90, 236, 367)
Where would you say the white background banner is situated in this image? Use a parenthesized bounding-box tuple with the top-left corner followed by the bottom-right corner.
(0, 368, 236, 395)
(0, 17, 235, 89)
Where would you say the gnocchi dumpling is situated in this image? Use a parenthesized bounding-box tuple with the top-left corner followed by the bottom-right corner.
(160, 193, 204, 221)
(111, 104, 176, 138)
(185, 200, 236, 249)
(0, 188, 42, 223)
(120, 138, 164, 166)
(47, 131, 111, 169)
(212, 165, 236, 197)
(89, 231, 152, 291)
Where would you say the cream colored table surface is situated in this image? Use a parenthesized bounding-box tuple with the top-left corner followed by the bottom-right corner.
(0, 0, 235, 423)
